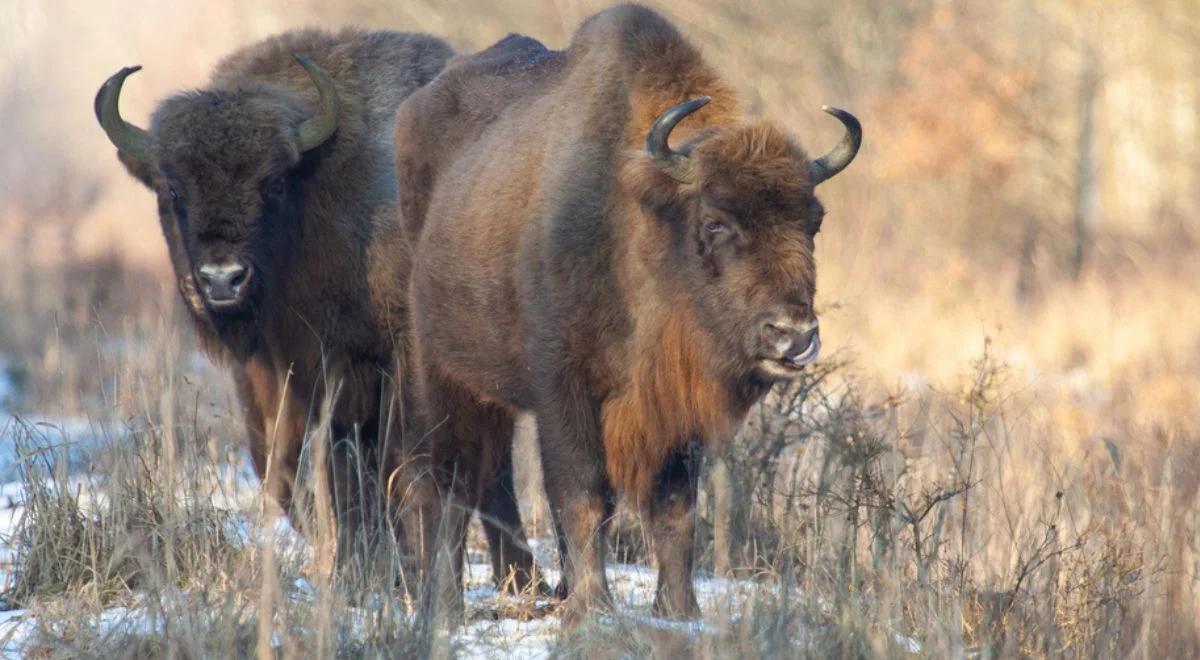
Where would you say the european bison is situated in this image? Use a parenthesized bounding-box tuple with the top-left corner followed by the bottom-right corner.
(94, 28, 539, 587)
(395, 5, 860, 621)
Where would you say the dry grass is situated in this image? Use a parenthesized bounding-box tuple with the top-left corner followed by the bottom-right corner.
(3, 316, 1193, 656)
(1, 0, 1199, 656)
(0, 329, 430, 657)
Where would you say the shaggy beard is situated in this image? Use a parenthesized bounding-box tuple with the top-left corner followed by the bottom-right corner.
(209, 310, 262, 361)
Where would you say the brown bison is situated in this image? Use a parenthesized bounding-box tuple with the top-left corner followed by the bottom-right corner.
(395, 5, 861, 622)
(94, 28, 539, 588)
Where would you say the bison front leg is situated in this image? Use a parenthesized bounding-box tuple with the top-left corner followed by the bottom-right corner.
(236, 368, 304, 525)
(389, 441, 441, 602)
(329, 427, 390, 574)
(648, 441, 702, 619)
(536, 379, 615, 625)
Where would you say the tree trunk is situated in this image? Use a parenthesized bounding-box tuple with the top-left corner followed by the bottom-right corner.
(1071, 39, 1100, 280)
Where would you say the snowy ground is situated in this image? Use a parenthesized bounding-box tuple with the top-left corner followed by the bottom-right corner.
(452, 550, 777, 659)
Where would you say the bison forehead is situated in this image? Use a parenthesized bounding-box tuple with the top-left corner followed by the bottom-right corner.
(693, 122, 814, 215)
(150, 88, 303, 178)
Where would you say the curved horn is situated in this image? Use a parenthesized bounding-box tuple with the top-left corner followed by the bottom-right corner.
(293, 53, 340, 152)
(645, 96, 710, 183)
(809, 106, 862, 185)
(94, 66, 152, 165)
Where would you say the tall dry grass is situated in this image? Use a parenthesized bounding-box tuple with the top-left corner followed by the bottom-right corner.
(4, 316, 1196, 656)
(1, 321, 432, 657)
(1, 0, 1198, 656)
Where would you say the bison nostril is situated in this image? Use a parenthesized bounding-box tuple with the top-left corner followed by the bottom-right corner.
(760, 322, 799, 351)
(762, 322, 789, 343)
(197, 263, 250, 304)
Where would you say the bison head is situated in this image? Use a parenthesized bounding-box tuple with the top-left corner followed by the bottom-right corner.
(94, 54, 339, 358)
(642, 99, 860, 381)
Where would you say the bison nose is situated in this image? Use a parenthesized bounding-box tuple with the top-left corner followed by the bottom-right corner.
(760, 318, 821, 366)
(196, 262, 251, 307)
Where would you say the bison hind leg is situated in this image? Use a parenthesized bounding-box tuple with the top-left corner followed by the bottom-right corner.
(419, 369, 544, 628)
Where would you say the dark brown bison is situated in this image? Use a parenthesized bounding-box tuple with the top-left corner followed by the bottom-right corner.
(395, 5, 861, 622)
(94, 28, 539, 588)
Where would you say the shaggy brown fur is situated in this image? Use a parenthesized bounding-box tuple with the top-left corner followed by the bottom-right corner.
(97, 28, 539, 588)
(396, 5, 858, 622)
(601, 306, 737, 498)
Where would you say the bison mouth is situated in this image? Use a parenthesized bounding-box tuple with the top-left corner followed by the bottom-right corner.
(756, 332, 820, 379)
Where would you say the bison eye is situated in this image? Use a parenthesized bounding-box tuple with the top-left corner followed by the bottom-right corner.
(166, 185, 186, 215)
(705, 220, 729, 234)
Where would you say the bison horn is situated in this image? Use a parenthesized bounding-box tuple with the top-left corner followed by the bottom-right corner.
(293, 53, 340, 152)
(94, 66, 152, 165)
(646, 96, 710, 183)
(809, 106, 862, 185)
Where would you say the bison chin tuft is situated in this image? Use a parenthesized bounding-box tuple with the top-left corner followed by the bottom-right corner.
(208, 311, 263, 361)
(176, 272, 263, 360)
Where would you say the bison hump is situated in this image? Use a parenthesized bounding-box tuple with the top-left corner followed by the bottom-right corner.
(470, 33, 562, 75)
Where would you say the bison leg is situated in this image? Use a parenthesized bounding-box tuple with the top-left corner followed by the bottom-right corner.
(427, 483, 472, 633)
(329, 424, 394, 574)
(476, 434, 543, 594)
(389, 437, 442, 603)
(418, 369, 513, 627)
(648, 441, 702, 619)
(236, 368, 304, 525)
(536, 380, 614, 624)
(551, 517, 570, 600)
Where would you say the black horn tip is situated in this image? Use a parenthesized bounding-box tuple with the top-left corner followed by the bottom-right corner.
(821, 105, 861, 133)
(809, 105, 862, 185)
(94, 65, 142, 124)
(107, 65, 144, 81)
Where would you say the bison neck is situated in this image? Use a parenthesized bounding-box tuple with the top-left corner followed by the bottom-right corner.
(211, 194, 395, 409)
(601, 307, 744, 502)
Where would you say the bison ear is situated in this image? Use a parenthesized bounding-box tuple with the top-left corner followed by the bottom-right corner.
(623, 155, 692, 225)
(117, 149, 155, 189)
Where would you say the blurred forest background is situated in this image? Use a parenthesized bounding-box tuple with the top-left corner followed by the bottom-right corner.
(1, 0, 1199, 656)
(4, 0, 1198, 402)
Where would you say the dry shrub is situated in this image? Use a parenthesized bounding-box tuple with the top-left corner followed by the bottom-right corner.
(690, 342, 1199, 657)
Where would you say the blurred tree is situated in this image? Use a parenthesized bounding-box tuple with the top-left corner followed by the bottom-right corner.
(1071, 36, 1100, 279)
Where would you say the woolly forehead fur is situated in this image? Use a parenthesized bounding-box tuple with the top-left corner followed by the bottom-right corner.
(149, 86, 305, 181)
(692, 123, 817, 215)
